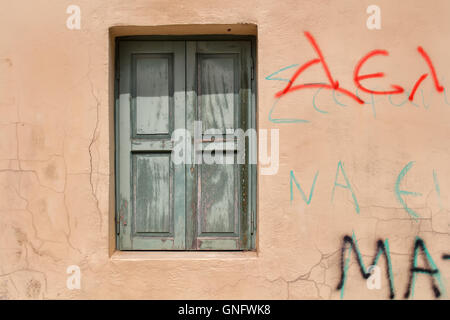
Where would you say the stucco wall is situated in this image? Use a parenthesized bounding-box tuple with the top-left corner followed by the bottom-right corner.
(0, 0, 449, 299)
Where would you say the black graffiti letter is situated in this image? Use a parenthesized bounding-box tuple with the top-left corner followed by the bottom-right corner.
(404, 238, 442, 299)
(336, 235, 395, 299)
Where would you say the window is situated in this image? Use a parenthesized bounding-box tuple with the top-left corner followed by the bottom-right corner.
(115, 38, 256, 250)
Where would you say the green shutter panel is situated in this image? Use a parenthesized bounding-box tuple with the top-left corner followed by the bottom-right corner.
(118, 41, 186, 250)
(185, 41, 254, 250)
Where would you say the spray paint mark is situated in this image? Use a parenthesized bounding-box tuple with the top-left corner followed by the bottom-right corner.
(332, 161, 360, 214)
(404, 237, 445, 299)
(417, 46, 444, 93)
(354, 49, 404, 95)
(290, 170, 319, 205)
(433, 169, 443, 210)
(274, 32, 364, 104)
(444, 88, 450, 106)
(394, 161, 422, 220)
(265, 32, 447, 123)
(337, 232, 395, 299)
(265, 64, 299, 82)
(268, 97, 310, 124)
(409, 74, 428, 101)
(312, 87, 329, 114)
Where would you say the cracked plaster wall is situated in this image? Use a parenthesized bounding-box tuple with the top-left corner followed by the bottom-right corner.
(0, 0, 448, 299)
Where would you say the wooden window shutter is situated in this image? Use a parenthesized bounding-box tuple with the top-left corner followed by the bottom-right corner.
(185, 41, 254, 250)
(117, 39, 255, 251)
(117, 41, 186, 250)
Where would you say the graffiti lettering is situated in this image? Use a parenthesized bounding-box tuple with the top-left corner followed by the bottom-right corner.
(337, 235, 447, 299)
(404, 237, 445, 299)
(337, 233, 395, 299)
(268, 32, 446, 123)
(291, 161, 443, 220)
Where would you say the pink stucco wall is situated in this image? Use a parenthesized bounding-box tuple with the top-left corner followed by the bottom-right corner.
(0, 0, 448, 299)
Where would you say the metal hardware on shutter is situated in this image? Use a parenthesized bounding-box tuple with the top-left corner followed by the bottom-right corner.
(250, 210, 254, 235)
(251, 210, 254, 235)
(116, 216, 120, 235)
(251, 56, 255, 80)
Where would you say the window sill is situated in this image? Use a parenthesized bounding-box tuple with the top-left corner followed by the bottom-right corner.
(110, 250, 258, 261)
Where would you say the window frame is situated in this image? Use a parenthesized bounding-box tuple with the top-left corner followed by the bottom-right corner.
(114, 35, 257, 251)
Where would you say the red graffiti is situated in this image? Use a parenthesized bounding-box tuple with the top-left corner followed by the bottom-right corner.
(275, 32, 363, 104)
(276, 32, 444, 104)
(304, 31, 339, 89)
(409, 73, 428, 101)
(408, 46, 445, 101)
(354, 49, 404, 95)
(417, 46, 444, 92)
